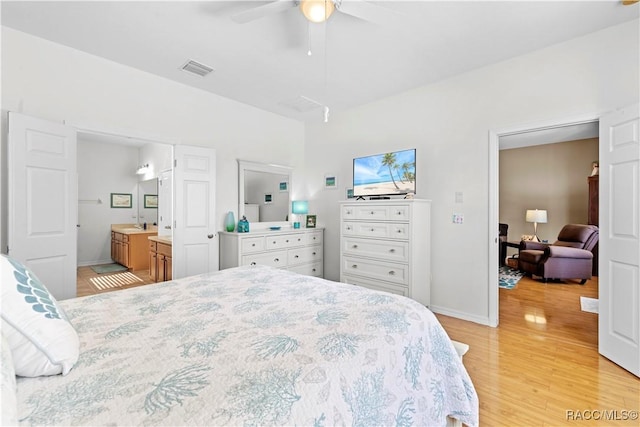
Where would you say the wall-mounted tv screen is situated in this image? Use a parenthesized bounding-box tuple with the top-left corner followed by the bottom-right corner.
(353, 149, 416, 197)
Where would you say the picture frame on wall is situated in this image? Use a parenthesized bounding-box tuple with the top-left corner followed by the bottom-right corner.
(279, 181, 288, 192)
(324, 174, 337, 189)
(264, 193, 273, 204)
(144, 194, 158, 209)
(110, 193, 132, 208)
(306, 214, 317, 228)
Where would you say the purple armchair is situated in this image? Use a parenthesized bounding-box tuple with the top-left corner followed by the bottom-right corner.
(518, 224, 599, 284)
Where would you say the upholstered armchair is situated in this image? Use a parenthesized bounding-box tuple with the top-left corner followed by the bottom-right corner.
(518, 224, 599, 284)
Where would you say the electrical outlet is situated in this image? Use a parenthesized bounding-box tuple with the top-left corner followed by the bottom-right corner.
(452, 213, 464, 224)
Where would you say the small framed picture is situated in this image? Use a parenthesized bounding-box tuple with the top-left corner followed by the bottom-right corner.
(346, 188, 354, 199)
(306, 214, 317, 228)
(279, 181, 288, 192)
(110, 193, 132, 208)
(144, 194, 158, 208)
(324, 174, 337, 189)
(264, 193, 273, 204)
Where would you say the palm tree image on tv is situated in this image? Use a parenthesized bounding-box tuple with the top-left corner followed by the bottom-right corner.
(353, 149, 416, 196)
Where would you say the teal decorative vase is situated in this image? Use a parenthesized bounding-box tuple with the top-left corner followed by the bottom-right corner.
(238, 216, 249, 233)
(225, 211, 235, 232)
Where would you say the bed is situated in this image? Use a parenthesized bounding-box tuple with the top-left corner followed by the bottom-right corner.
(4, 262, 478, 426)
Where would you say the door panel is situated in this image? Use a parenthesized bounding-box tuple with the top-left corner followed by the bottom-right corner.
(599, 103, 640, 377)
(8, 112, 77, 300)
(173, 145, 217, 279)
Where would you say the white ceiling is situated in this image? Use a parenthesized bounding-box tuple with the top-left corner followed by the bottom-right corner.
(2, 1, 638, 124)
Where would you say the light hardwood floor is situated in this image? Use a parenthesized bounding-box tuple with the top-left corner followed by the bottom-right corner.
(437, 275, 639, 426)
(77, 265, 154, 297)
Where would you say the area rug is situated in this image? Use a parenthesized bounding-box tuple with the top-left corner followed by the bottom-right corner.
(580, 296, 599, 314)
(89, 272, 143, 291)
(499, 265, 524, 289)
(90, 263, 128, 274)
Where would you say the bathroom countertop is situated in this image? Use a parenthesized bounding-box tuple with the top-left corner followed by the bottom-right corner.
(111, 224, 159, 235)
(148, 235, 172, 245)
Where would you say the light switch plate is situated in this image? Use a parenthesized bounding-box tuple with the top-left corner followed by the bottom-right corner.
(452, 213, 464, 224)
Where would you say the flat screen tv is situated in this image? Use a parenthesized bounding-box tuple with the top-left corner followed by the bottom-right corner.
(353, 149, 416, 198)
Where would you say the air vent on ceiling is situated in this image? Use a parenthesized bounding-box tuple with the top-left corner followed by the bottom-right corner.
(278, 95, 323, 113)
(180, 60, 214, 77)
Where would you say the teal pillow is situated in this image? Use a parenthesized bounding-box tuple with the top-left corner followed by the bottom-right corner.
(0, 255, 79, 377)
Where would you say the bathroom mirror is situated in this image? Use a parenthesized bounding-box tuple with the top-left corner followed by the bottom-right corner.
(238, 160, 292, 228)
(138, 178, 158, 225)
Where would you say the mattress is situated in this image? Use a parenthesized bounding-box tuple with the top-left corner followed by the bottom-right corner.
(16, 265, 478, 426)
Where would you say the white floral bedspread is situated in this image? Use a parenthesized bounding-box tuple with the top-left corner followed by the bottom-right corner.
(16, 265, 478, 426)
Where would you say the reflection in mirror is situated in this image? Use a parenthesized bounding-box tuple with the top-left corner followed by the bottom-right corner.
(238, 160, 292, 228)
(138, 179, 158, 225)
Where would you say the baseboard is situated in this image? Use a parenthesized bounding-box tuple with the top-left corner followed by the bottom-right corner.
(77, 259, 113, 267)
(429, 304, 493, 327)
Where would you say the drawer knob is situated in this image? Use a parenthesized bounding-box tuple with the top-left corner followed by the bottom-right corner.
(352, 264, 358, 268)
(312, 252, 316, 256)
(352, 244, 358, 249)
(371, 228, 375, 232)
(272, 241, 276, 244)
(389, 271, 396, 275)
(286, 240, 289, 243)
(294, 255, 299, 259)
(312, 268, 316, 272)
(346, 226, 352, 230)
(252, 243, 256, 247)
(313, 237, 317, 240)
(389, 248, 395, 253)
(396, 211, 402, 215)
(397, 229, 402, 233)
(274, 258, 280, 262)
(370, 211, 374, 214)
(251, 262, 257, 266)
(297, 238, 301, 241)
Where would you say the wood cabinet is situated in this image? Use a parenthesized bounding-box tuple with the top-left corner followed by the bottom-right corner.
(339, 200, 431, 307)
(219, 228, 324, 277)
(588, 175, 599, 226)
(111, 229, 157, 271)
(149, 239, 172, 282)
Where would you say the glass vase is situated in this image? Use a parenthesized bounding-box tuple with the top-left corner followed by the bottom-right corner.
(225, 211, 235, 232)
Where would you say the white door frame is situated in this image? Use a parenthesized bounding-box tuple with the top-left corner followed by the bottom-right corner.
(488, 112, 600, 327)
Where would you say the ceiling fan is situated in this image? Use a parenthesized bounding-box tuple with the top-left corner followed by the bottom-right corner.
(231, 0, 403, 26)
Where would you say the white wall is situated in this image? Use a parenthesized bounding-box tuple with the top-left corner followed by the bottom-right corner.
(0, 26, 305, 255)
(303, 20, 640, 324)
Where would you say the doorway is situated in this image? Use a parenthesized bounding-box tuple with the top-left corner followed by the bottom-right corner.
(488, 114, 600, 326)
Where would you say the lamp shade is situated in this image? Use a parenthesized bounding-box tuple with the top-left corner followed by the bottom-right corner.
(292, 200, 309, 215)
(300, 0, 335, 23)
(525, 209, 547, 223)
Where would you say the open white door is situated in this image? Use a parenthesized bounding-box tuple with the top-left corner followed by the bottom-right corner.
(172, 145, 217, 279)
(598, 103, 640, 377)
(8, 112, 77, 300)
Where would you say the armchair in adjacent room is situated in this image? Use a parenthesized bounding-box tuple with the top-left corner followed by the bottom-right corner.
(518, 224, 599, 284)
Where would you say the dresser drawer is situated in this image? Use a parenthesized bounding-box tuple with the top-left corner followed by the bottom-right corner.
(242, 250, 287, 268)
(241, 236, 265, 253)
(343, 221, 409, 240)
(342, 274, 409, 297)
(307, 230, 323, 245)
(288, 246, 322, 265)
(342, 205, 410, 221)
(266, 233, 306, 249)
(342, 256, 408, 285)
(342, 237, 409, 262)
(289, 261, 323, 277)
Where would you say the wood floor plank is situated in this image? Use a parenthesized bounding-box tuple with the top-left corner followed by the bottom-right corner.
(437, 275, 640, 426)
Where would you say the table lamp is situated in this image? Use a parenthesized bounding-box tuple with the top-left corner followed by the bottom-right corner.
(525, 209, 547, 242)
(292, 200, 309, 229)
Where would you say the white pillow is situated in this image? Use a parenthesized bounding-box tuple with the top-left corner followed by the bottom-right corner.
(1, 331, 18, 426)
(0, 255, 79, 377)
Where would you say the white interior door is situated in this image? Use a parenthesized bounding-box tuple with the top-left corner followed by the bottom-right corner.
(598, 103, 640, 377)
(172, 145, 217, 279)
(8, 112, 77, 300)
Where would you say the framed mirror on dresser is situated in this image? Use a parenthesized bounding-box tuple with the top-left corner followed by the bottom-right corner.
(237, 159, 292, 229)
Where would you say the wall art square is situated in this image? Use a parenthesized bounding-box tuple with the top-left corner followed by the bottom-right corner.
(324, 174, 337, 189)
(110, 193, 132, 208)
(144, 194, 158, 208)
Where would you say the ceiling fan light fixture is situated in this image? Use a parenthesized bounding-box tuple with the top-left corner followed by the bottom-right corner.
(300, 0, 335, 23)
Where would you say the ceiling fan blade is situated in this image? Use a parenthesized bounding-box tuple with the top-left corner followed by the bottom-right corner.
(231, 0, 297, 24)
(334, 0, 406, 26)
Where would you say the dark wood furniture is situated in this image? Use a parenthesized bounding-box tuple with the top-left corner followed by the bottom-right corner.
(588, 175, 599, 226)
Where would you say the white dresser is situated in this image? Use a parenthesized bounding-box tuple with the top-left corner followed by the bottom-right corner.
(219, 228, 324, 277)
(339, 199, 431, 306)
